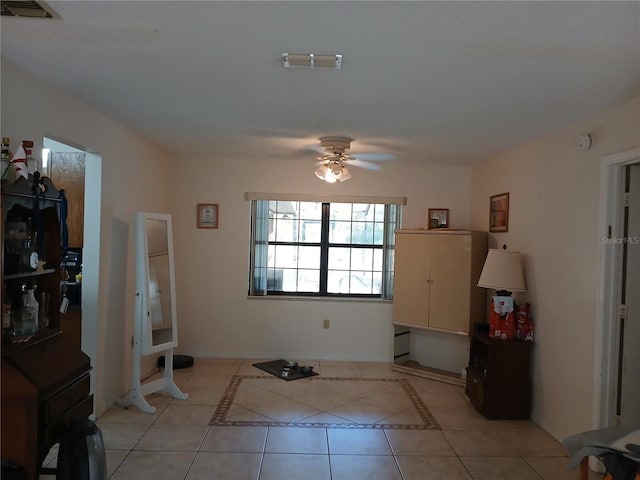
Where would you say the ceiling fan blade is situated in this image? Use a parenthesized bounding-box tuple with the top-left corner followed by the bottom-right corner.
(348, 159, 382, 171)
(350, 152, 396, 162)
(308, 144, 328, 154)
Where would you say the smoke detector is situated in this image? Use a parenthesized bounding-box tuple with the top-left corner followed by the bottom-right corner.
(577, 134, 592, 151)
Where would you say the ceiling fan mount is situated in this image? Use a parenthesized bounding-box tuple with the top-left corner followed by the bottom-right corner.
(319, 136, 353, 155)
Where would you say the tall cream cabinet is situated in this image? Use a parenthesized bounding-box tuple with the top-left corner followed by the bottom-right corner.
(392, 230, 488, 384)
(393, 230, 487, 334)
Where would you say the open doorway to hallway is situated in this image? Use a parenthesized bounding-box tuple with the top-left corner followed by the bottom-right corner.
(616, 163, 640, 428)
(43, 137, 101, 415)
(596, 148, 640, 430)
(44, 141, 85, 348)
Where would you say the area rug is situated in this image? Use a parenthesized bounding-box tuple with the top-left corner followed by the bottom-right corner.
(252, 359, 319, 381)
(210, 375, 441, 430)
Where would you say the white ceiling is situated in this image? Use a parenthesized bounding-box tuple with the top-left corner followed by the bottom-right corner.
(2, 1, 639, 165)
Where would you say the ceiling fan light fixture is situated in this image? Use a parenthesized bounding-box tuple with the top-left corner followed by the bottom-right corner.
(310, 135, 391, 181)
(314, 164, 331, 182)
(315, 161, 351, 183)
(339, 166, 351, 182)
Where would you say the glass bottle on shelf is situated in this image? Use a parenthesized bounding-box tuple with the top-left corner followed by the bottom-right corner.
(27, 284, 39, 332)
(38, 287, 49, 329)
(14, 282, 38, 336)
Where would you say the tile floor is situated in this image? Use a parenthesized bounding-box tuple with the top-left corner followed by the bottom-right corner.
(41, 359, 598, 479)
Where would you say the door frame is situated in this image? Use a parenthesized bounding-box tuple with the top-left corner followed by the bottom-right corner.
(594, 147, 640, 429)
(44, 137, 102, 416)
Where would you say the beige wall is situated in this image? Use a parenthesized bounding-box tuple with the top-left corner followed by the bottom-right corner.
(169, 156, 473, 363)
(1, 58, 172, 415)
(470, 96, 640, 441)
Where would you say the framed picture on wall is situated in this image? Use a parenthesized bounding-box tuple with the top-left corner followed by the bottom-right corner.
(197, 203, 219, 229)
(428, 208, 449, 229)
(489, 193, 509, 232)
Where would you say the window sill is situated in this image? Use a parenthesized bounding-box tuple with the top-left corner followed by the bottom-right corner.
(247, 295, 392, 304)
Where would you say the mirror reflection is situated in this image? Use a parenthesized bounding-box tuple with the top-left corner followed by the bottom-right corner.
(145, 218, 174, 347)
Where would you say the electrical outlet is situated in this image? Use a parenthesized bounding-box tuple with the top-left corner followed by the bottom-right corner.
(323, 319, 330, 329)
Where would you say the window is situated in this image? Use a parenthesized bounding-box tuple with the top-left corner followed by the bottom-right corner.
(248, 195, 404, 298)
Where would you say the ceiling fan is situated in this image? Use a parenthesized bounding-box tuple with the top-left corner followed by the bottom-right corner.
(313, 136, 395, 183)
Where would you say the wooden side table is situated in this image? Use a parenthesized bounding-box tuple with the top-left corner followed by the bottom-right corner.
(465, 332, 532, 419)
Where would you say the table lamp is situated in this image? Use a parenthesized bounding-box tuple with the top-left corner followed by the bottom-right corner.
(477, 249, 526, 296)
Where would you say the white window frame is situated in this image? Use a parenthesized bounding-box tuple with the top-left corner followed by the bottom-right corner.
(246, 193, 405, 299)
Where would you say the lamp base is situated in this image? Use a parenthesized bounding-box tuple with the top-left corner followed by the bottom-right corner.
(495, 290, 512, 297)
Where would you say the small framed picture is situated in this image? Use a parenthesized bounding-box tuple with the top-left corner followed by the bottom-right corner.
(489, 193, 509, 232)
(428, 208, 449, 229)
(197, 203, 219, 229)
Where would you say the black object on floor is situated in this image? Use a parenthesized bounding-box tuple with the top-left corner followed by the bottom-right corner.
(157, 354, 194, 369)
(1, 459, 25, 480)
(56, 418, 107, 480)
(252, 359, 319, 381)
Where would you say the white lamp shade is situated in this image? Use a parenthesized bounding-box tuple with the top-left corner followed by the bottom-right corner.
(314, 164, 329, 179)
(315, 164, 336, 182)
(315, 162, 351, 183)
(477, 249, 526, 292)
(338, 166, 351, 181)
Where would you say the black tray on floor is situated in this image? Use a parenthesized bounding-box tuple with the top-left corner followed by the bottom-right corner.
(252, 359, 318, 381)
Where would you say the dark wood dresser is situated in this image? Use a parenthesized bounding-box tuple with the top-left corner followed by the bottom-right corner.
(1, 330, 92, 479)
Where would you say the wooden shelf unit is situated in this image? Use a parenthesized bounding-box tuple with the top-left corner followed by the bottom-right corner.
(465, 332, 533, 419)
(2, 330, 92, 479)
(2, 175, 92, 478)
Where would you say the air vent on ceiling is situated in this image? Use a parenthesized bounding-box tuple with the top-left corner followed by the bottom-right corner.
(282, 53, 343, 69)
(1, 0, 56, 18)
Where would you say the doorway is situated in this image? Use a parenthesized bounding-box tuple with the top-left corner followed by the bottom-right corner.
(46, 144, 85, 348)
(618, 164, 640, 427)
(43, 137, 101, 413)
(595, 147, 640, 429)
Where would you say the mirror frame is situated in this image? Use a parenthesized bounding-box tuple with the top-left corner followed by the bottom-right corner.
(135, 212, 179, 354)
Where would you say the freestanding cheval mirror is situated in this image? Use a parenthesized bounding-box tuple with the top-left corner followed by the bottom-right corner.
(118, 212, 188, 413)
